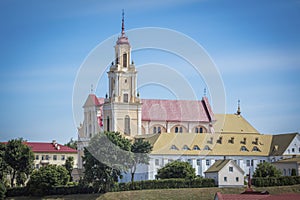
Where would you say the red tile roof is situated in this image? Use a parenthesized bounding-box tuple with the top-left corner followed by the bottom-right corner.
(141, 98, 214, 122)
(96, 96, 214, 123)
(24, 142, 77, 153)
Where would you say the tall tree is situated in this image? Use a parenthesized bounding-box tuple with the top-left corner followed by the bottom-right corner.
(253, 162, 281, 178)
(156, 160, 196, 179)
(83, 131, 132, 192)
(0, 143, 8, 183)
(4, 138, 34, 187)
(64, 156, 74, 181)
(65, 138, 77, 150)
(130, 139, 152, 183)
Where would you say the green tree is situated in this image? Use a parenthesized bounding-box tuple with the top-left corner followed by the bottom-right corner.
(65, 138, 77, 150)
(0, 143, 8, 183)
(253, 162, 282, 178)
(28, 165, 69, 196)
(0, 182, 6, 200)
(4, 138, 34, 187)
(156, 160, 196, 180)
(64, 156, 74, 181)
(83, 131, 132, 192)
(130, 139, 152, 183)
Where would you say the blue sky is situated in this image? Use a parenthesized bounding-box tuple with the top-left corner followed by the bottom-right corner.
(0, 0, 299, 143)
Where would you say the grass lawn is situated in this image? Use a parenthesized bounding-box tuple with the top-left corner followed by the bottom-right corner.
(6, 184, 300, 200)
(97, 184, 300, 200)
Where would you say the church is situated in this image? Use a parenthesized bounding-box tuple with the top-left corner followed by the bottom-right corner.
(77, 14, 300, 182)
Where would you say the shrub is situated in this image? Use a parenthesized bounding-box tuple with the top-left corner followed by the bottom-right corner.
(113, 177, 215, 192)
(252, 176, 300, 187)
(0, 182, 6, 200)
(156, 161, 196, 179)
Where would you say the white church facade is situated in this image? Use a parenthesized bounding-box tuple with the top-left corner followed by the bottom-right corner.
(77, 14, 300, 182)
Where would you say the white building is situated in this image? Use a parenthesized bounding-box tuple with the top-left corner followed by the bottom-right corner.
(77, 13, 300, 182)
(204, 159, 244, 187)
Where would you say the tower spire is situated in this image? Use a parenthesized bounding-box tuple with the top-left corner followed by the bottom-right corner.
(237, 99, 241, 115)
(121, 9, 125, 36)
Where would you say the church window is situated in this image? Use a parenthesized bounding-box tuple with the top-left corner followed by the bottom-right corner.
(170, 145, 178, 150)
(107, 116, 110, 132)
(123, 94, 128, 103)
(153, 127, 157, 134)
(116, 57, 119, 64)
(193, 145, 200, 150)
(204, 145, 211, 151)
(195, 128, 199, 133)
(123, 53, 127, 67)
(157, 127, 161, 133)
(124, 115, 130, 135)
(200, 127, 203, 133)
(183, 145, 190, 150)
(175, 127, 179, 133)
(241, 146, 248, 152)
(179, 127, 183, 133)
(206, 159, 210, 166)
(252, 146, 260, 152)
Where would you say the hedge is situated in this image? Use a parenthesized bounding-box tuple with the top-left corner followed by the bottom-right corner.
(112, 178, 215, 192)
(252, 176, 300, 187)
(6, 178, 215, 197)
(6, 185, 96, 197)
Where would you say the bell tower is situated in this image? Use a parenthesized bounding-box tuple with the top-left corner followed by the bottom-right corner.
(103, 11, 142, 137)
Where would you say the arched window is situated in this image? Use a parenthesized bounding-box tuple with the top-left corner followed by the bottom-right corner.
(204, 145, 211, 151)
(193, 145, 200, 150)
(252, 146, 260, 152)
(170, 145, 178, 150)
(200, 127, 203, 133)
(183, 145, 190, 150)
(195, 128, 199, 133)
(153, 127, 157, 134)
(107, 116, 110, 131)
(179, 127, 183, 133)
(157, 127, 161, 133)
(175, 127, 179, 133)
(123, 53, 127, 67)
(123, 94, 128, 103)
(124, 115, 130, 135)
(241, 146, 248, 152)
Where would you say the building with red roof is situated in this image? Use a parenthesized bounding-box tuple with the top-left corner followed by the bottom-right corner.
(25, 140, 77, 169)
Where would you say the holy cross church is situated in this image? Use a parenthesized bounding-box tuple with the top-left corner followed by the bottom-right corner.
(77, 14, 300, 182)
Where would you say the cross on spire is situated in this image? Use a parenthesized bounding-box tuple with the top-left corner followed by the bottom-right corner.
(121, 9, 125, 36)
(237, 99, 241, 115)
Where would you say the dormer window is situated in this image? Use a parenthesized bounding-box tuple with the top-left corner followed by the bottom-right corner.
(241, 146, 248, 152)
(170, 145, 178, 150)
(252, 146, 260, 152)
(204, 145, 211, 151)
(193, 145, 200, 150)
(183, 145, 190, 150)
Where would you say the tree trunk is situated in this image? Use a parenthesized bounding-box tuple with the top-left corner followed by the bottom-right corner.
(11, 170, 16, 187)
(131, 172, 135, 183)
